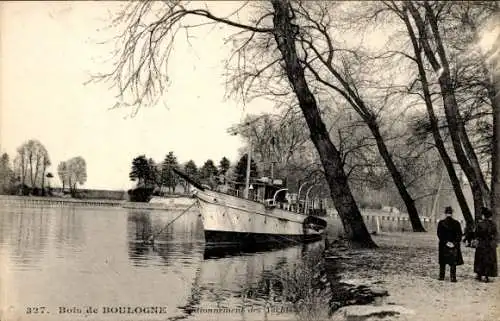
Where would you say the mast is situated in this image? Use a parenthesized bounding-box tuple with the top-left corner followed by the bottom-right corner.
(244, 138, 252, 199)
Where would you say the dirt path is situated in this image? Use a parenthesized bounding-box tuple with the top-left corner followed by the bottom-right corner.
(331, 232, 499, 321)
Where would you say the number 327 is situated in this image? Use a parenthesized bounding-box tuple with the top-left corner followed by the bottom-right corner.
(26, 307, 47, 314)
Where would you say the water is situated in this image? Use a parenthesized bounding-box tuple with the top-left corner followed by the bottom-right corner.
(0, 204, 328, 321)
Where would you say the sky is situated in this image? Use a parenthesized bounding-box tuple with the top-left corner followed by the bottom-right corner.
(0, 1, 273, 190)
(1, 2, 497, 191)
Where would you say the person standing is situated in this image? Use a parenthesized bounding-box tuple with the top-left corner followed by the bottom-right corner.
(437, 206, 464, 282)
(474, 207, 498, 282)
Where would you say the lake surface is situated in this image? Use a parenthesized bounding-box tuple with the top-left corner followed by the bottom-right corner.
(0, 204, 328, 321)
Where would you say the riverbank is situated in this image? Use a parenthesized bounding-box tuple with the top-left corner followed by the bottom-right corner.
(0, 195, 195, 210)
(0, 194, 442, 235)
(0, 194, 124, 207)
(326, 232, 500, 321)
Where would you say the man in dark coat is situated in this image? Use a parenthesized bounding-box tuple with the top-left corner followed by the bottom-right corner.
(474, 207, 498, 282)
(437, 206, 464, 282)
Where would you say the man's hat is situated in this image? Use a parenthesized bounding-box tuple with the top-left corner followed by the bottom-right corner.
(445, 206, 453, 214)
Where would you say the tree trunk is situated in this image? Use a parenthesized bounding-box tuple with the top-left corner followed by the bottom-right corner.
(435, 143, 474, 227)
(440, 80, 486, 217)
(298, 4, 425, 232)
(407, 2, 488, 217)
(34, 156, 40, 189)
(29, 154, 34, 188)
(271, 0, 376, 247)
(41, 164, 46, 196)
(491, 65, 500, 235)
(368, 121, 426, 231)
(422, 1, 490, 205)
(401, 11, 475, 230)
(457, 119, 490, 202)
(20, 156, 25, 186)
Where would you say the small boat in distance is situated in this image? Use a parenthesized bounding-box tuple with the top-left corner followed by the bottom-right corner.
(171, 168, 327, 248)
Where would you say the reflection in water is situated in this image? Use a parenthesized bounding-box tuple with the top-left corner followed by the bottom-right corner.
(0, 208, 15, 244)
(179, 242, 332, 320)
(127, 208, 336, 319)
(0, 206, 87, 269)
(1, 204, 337, 321)
(127, 211, 155, 260)
(127, 209, 204, 267)
(6, 207, 51, 269)
(54, 207, 85, 255)
(203, 241, 312, 260)
(127, 209, 203, 242)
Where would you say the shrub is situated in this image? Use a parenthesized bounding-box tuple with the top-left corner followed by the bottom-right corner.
(20, 184, 30, 196)
(128, 187, 154, 202)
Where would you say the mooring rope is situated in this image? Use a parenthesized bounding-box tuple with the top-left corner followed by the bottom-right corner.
(147, 201, 198, 244)
(273, 234, 303, 245)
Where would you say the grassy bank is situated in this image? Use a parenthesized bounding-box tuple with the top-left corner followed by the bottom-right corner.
(259, 232, 498, 320)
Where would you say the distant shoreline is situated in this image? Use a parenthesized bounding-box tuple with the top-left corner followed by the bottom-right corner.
(0, 195, 194, 210)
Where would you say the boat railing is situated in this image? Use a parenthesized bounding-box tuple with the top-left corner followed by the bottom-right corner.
(208, 184, 297, 211)
(224, 187, 240, 198)
(264, 199, 276, 207)
(273, 188, 288, 204)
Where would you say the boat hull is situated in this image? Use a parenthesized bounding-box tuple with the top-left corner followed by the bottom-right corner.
(194, 189, 326, 247)
(204, 230, 322, 247)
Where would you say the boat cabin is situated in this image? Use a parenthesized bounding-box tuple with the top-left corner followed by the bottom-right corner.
(221, 176, 326, 216)
(226, 177, 286, 203)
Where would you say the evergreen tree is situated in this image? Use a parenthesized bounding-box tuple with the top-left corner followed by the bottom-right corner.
(129, 155, 150, 187)
(182, 160, 198, 192)
(218, 157, 231, 176)
(161, 152, 179, 193)
(147, 158, 160, 189)
(200, 159, 218, 183)
(234, 154, 258, 183)
(184, 160, 198, 179)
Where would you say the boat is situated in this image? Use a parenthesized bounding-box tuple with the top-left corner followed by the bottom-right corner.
(172, 168, 327, 248)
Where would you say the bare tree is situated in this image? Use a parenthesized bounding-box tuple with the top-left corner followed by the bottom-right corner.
(15, 146, 27, 187)
(66, 156, 87, 196)
(343, 1, 497, 229)
(405, 1, 491, 218)
(0, 153, 15, 194)
(476, 6, 500, 231)
(281, 1, 426, 231)
(94, 0, 376, 246)
(57, 161, 69, 191)
(15, 139, 51, 193)
(369, 0, 476, 230)
(270, 0, 376, 244)
(448, 2, 499, 115)
(232, 107, 310, 180)
(40, 152, 51, 195)
(493, 69, 500, 232)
